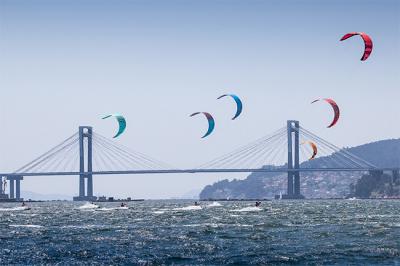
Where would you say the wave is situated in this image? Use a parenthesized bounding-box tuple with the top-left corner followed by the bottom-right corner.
(0, 206, 31, 212)
(97, 207, 129, 211)
(232, 206, 263, 212)
(182, 223, 252, 228)
(78, 203, 100, 209)
(9, 224, 43, 228)
(207, 202, 222, 207)
(61, 224, 111, 229)
(183, 223, 219, 228)
(173, 205, 202, 211)
(347, 197, 359, 201)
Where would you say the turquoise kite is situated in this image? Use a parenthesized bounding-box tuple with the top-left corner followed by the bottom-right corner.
(217, 94, 243, 120)
(102, 114, 126, 138)
(190, 112, 215, 138)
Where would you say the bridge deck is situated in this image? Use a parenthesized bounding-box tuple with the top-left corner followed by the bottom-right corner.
(2, 167, 397, 177)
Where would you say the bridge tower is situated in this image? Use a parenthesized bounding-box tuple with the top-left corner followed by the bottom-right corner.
(73, 126, 97, 201)
(284, 120, 304, 199)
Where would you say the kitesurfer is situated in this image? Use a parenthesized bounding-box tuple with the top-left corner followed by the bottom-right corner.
(255, 201, 261, 207)
(194, 201, 199, 206)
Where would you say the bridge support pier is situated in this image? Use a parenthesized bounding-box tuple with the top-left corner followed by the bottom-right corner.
(9, 179, 14, 199)
(73, 126, 97, 201)
(0, 176, 9, 201)
(369, 170, 383, 178)
(6, 176, 24, 201)
(392, 170, 399, 183)
(283, 120, 304, 199)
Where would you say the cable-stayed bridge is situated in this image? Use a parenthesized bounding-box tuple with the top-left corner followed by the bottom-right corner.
(1, 120, 398, 201)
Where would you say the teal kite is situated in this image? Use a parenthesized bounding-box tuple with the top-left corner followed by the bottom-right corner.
(102, 114, 126, 138)
(217, 94, 243, 120)
(190, 112, 215, 138)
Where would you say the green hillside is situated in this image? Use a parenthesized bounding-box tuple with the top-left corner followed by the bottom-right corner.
(199, 139, 400, 199)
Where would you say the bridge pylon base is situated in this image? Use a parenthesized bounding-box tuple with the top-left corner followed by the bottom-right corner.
(0, 193, 10, 201)
(73, 196, 97, 202)
(281, 194, 305, 200)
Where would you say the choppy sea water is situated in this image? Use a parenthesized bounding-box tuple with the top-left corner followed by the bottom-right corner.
(0, 200, 399, 265)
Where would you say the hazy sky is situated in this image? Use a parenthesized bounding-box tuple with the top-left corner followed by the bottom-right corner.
(0, 0, 399, 199)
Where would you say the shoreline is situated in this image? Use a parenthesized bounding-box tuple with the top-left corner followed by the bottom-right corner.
(2, 198, 400, 203)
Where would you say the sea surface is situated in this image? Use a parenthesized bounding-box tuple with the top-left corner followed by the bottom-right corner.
(0, 200, 399, 265)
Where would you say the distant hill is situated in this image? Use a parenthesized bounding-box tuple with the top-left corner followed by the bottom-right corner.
(349, 171, 400, 199)
(342, 139, 400, 168)
(199, 139, 400, 199)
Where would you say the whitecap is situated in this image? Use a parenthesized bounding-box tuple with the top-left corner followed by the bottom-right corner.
(97, 207, 116, 211)
(183, 223, 219, 228)
(173, 205, 202, 211)
(61, 224, 105, 229)
(78, 202, 100, 209)
(96, 206, 129, 211)
(207, 202, 222, 207)
(237, 224, 253, 227)
(232, 206, 262, 212)
(347, 197, 358, 201)
(9, 224, 43, 228)
(0, 206, 31, 212)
